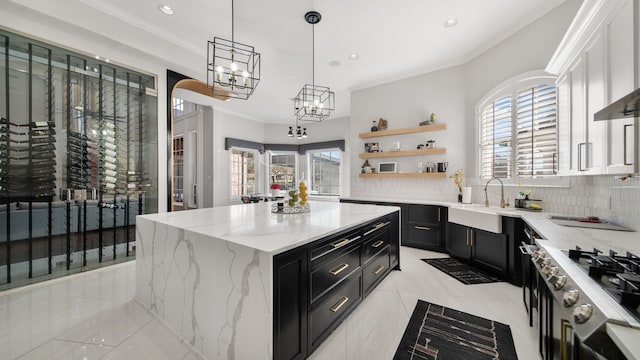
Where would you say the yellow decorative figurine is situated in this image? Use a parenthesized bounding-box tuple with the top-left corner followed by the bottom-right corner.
(298, 181, 308, 206)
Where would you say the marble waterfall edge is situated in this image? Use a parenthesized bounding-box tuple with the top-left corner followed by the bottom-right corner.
(136, 217, 273, 360)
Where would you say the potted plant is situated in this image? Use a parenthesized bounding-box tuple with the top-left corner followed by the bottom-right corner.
(449, 168, 464, 202)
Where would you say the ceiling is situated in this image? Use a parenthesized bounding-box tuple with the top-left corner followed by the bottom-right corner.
(9, 0, 567, 124)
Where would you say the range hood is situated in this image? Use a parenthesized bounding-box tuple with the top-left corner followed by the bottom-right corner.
(594, 88, 640, 121)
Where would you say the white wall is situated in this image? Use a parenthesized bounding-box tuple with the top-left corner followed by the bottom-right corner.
(350, 65, 467, 200)
(212, 110, 266, 206)
(464, 0, 584, 175)
(348, 0, 581, 202)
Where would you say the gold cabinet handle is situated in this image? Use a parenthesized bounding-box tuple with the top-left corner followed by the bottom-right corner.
(470, 231, 474, 246)
(331, 238, 349, 248)
(364, 222, 389, 236)
(373, 265, 385, 275)
(371, 240, 385, 248)
(438, 208, 441, 222)
(329, 263, 350, 276)
(330, 296, 349, 313)
(414, 226, 431, 231)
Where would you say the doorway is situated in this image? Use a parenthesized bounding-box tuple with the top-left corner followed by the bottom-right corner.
(171, 99, 213, 211)
(167, 70, 217, 212)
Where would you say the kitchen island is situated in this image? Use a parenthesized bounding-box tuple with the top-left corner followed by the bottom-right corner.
(135, 201, 400, 360)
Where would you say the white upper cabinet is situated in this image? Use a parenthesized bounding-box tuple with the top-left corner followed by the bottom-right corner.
(585, 30, 606, 174)
(547, 0, 638, 175)
(605, 0, 635, 173)
(556, 74, 572, 174)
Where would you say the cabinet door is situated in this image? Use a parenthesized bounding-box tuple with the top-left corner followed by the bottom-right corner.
(585, 30, 606, 174)
(606, 0, 635, 173)
(471, 229, 508, 275)
(446, 223, 471, 261)
(556, 74, 571, 175)
(273, 246, 308, 360)
(406, 204, 441, 226)
(570, 57, 587, 173)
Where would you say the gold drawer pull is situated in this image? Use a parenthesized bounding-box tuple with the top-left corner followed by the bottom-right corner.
(414, 226, 431, 231)
(329, 263, 350, 276)
(371, 240, 385, 248)
(373, 265, 385, 275)
(374, 222, 387, 228)
(331, 238, 349, 248)
(330, 296, 349, 313)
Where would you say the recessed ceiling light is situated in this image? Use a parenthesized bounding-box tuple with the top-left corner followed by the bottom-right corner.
(158, 4, 174, 15)
(329, 60, 341, 67)
(444, 18, 458, 28)
(349, 53, 359, 60)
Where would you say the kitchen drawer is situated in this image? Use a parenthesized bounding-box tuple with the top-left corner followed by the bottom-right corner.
(404, 224, 442, 250)
(362, 226, 389, 265)
(309, 273, 362, 351)
(309, 229, 362, 264)
(309, 244, 361, 304)
(406, 204, 441, 226)
(362, 217, 391, 240)
(363, 246, 390, 296)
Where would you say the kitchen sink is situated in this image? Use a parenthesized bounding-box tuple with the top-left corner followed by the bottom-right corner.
(547, 215, 634, 232)
(448, 204, 502, 233)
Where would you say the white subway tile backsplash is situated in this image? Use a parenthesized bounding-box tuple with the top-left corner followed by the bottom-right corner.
(351, 175, 640, 231)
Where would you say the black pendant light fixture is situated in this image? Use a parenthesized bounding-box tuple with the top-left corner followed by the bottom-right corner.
(293, 11, 335, 122)
(207, 0, 261, 100)
(288, 121, 308, 139)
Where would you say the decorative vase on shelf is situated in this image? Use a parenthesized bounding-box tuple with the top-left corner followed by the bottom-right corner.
(271, 189, 278, 197)
(457, 193, 463, 203)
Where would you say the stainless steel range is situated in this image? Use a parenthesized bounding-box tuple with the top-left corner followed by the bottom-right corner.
(528, 240, 639, 359)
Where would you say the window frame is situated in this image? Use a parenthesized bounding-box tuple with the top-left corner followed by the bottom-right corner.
(306, 148, 342, 197)
(228, 146, 259, 199)
(477, 71, 559, 181)
(267, 150, 298, 193)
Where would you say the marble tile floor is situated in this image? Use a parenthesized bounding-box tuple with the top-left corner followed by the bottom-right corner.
(0, 247, 539, 360)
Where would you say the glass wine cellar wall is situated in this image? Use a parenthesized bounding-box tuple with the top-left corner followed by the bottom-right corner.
(0, 29, 158, 288)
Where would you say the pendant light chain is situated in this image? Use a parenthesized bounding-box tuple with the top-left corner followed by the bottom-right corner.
(312, 23, 315, 87)
(231, 0, 235, 42)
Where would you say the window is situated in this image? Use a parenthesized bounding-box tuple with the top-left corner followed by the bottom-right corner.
(269, 151, 297, 191)
(479, 76, 557, 179)
(173, 136, 184, 205)
(172, 97, 184, 116)
(308, 150, 341, 196)
(230, 148, 256, 196)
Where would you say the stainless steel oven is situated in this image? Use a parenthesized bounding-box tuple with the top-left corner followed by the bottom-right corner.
(521, 224, 543, 328)
(529, 244, 630, 360)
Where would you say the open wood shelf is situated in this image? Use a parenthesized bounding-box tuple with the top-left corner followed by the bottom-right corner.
(358, 172, 447, 179)
(359, 147, 446, 159)
(358, 123, 446, 139)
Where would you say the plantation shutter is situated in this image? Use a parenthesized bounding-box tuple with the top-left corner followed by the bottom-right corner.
(480, 95, 512, 179)
(516, 85, 557, 177)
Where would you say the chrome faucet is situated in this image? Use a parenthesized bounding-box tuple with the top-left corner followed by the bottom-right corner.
(484, 177, 506, 208)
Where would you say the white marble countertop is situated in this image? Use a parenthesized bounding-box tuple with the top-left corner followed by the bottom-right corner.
(341, 197, 639, 253)
(606, 323, 640, 360)
(137, 201, 399, 255)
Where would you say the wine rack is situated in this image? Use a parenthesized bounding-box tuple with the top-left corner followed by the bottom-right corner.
(0, 28, 158, 288)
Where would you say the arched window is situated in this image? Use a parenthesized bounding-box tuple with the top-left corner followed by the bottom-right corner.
(479, 71, 558, 179)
